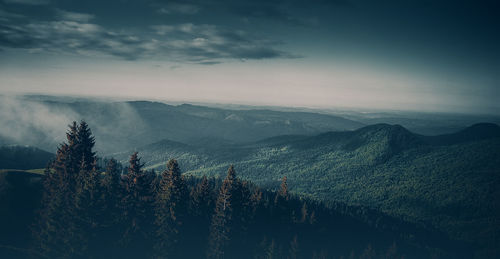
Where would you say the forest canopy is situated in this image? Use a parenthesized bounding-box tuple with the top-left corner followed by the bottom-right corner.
(0, 122, 476, 258)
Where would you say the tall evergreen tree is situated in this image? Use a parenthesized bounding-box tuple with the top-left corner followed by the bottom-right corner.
(208, 165, 249, 259)
(272, 176, 292, 256)
(76, 121, 96, 172)
(101, 158, 122, 214)
(73, 122, 98, 257)
(35, 121, 97, 258)
(188, 175, 214, 257)
(191, 175, 213, 219)
(119, 152, 154, 258)
(154, 159, 189, 258)
(98, 158, 123, 257)
(273, 176, 291, 223)
(35, 162, 69, 257)
(73, 156, 100, 257)
(274, 176, 290, 224)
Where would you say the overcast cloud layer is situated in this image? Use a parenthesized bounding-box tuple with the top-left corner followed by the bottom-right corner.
(0, 0, 499, 114)
(0, 2, 296, 63)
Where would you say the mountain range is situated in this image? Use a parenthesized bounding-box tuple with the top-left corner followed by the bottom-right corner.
(111, 122, 500, 255)
(1, 97, 499, 256)
(0, 97, 364, 154)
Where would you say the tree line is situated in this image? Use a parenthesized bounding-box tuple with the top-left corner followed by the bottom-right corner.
(32, 121, 442, 258)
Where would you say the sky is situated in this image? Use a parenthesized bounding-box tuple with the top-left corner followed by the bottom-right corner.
(0, 0, 499, 114)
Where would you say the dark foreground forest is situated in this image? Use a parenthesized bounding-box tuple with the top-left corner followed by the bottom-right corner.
(0, 122, 476, 258)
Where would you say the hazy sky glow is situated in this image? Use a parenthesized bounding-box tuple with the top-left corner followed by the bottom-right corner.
(0, 0, 499, 114)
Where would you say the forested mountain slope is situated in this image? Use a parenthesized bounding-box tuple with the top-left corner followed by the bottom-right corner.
(113, 123, 500, 256)
(0, 122, 472, 258)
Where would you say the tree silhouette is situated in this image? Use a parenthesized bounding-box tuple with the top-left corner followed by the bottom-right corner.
(35, 121, 97, 258)
(154, 159, 188, 258)
(98, 158, 123, 256)
(208, 165, 239, 258)
(188, 175, 214, 257)
(119, 152, 154, 258)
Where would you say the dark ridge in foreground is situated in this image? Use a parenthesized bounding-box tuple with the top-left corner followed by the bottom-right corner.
(0, 145, 53, 170)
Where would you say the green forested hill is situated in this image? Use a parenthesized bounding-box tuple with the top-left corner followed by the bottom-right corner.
(113, 123, 500, 256)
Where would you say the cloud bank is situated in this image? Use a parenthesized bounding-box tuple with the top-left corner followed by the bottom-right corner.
(0, 6, 297, 63)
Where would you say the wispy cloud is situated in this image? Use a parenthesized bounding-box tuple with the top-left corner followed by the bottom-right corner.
(0, 18, 147, 60)
(0, 9, 297, 63)
(151, 23, 298, 63)
(56, 9, 95, 22)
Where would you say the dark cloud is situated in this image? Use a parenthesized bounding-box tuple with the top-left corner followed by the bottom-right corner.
(0, 17, 147, 60)
(150, 0, 341, 26)
(0, 0, 328, 63)
(0, 8, 297, 63)
(151, 23, 296, 63)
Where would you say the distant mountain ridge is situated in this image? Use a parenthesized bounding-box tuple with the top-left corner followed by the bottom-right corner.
(0, 98, 365, 153)
(126, 101, 365, 145)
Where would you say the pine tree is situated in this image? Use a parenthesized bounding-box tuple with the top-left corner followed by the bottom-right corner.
(73, 122, 99, 257)
(73, 156, 100, 256)
(98, 158, 123, 257)
(76, 121, 96, 172)
(248, 187, 265, 256)
(277, 176, 289, 201)
(274, 176, 290, 214)
(35, 163, 67, 257)
(35, 121, 97, 258)
(250, 188, 263, 216)
(270, 176, 292, 256)
(154, 159, 189, 258)
(208, 165, 239, 259)
(191, 175, 213, 219)
(236, 180, 253, 251)
(188, 175, 214, 257)
(101, 158, 121, 214)
(119, 152, 154, 258)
